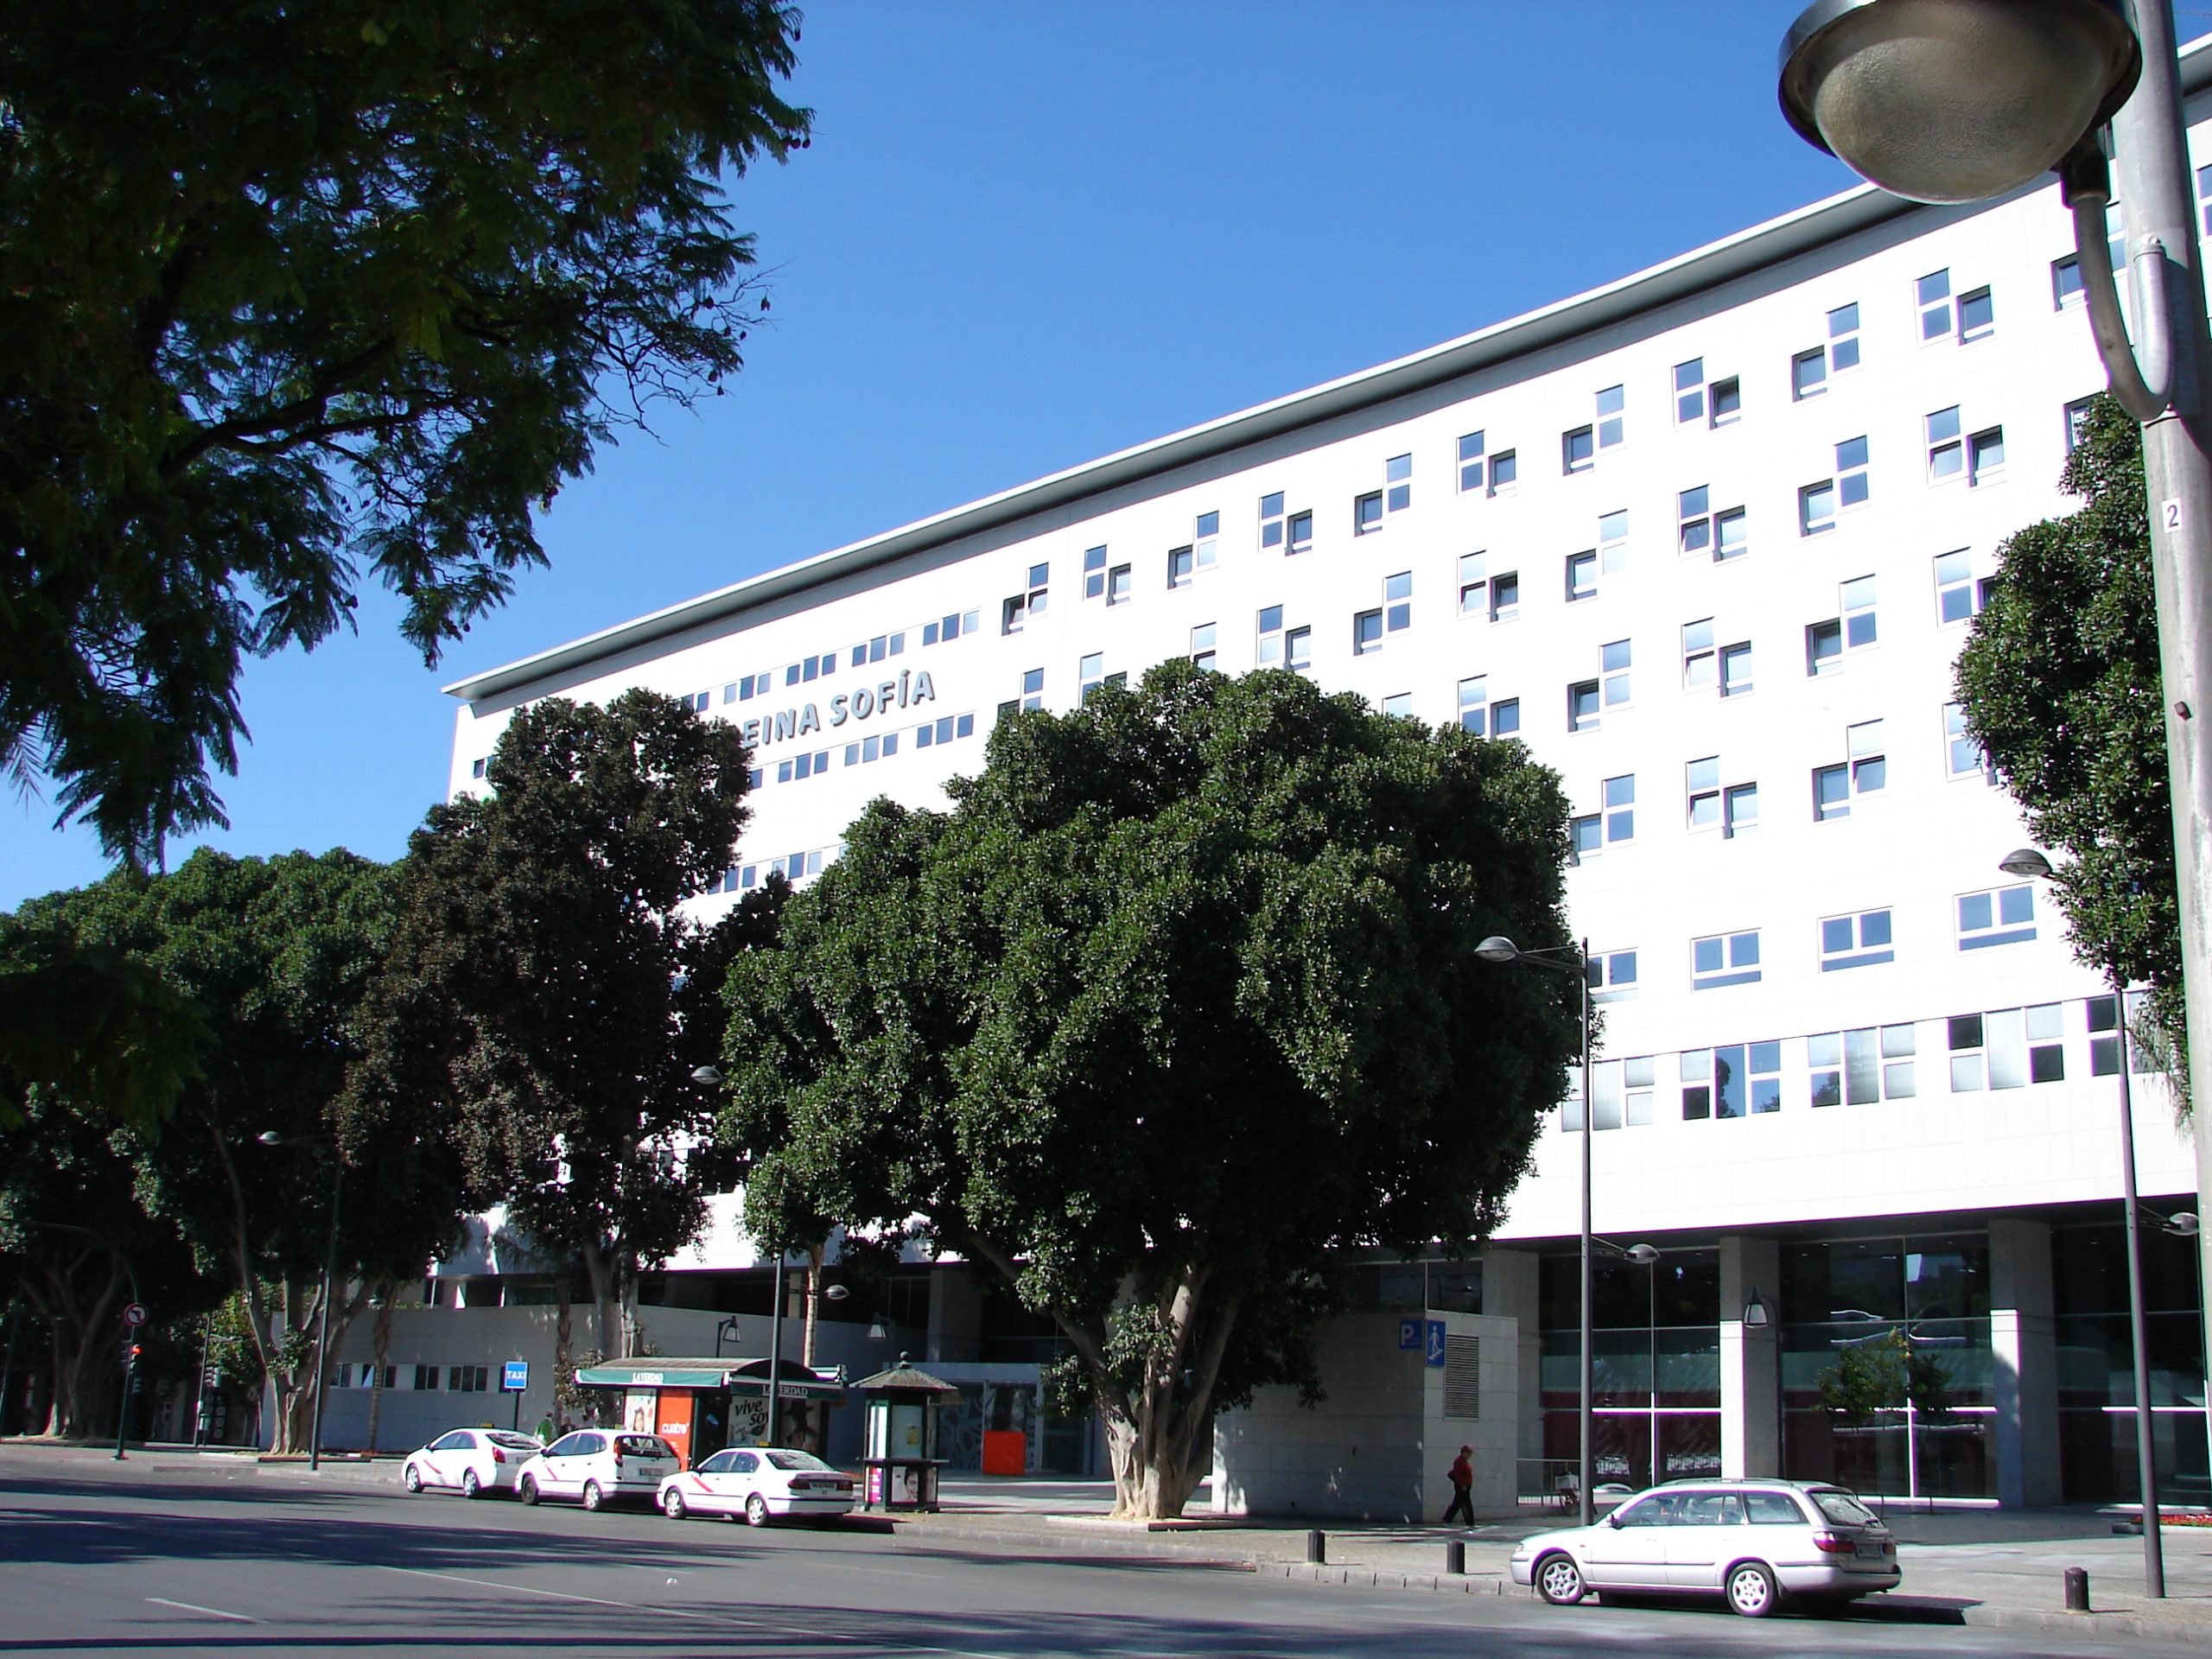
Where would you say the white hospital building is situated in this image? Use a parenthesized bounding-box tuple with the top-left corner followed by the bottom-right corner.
(331, 55, 2212, 1516)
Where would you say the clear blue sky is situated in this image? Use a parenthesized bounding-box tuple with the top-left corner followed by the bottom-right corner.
(8, 2, 2172, 908)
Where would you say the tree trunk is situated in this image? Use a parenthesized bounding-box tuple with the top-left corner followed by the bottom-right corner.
(1089, 1273, 1238, 1522)
(364, 1287, 395, 1453)
(580, 1236, 628, 1360)
(801, 1243, 824, 1369)
(553, 1277, 573, 1416)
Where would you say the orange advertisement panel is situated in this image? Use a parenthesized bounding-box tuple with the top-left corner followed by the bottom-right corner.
(656, 1390, 696, 1469)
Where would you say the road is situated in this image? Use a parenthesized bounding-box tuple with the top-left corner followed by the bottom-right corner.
(0, 1452, 2197, 1658)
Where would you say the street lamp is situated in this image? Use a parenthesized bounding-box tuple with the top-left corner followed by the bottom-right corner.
(1476, 933, 1598, 1524)
(1998, 848, 2166, 1592)
(260, 1130, 344, 1475)
(1783, 9, 2212, 1573)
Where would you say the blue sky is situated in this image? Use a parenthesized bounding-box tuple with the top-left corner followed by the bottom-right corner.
(6, 1, 2131, 907)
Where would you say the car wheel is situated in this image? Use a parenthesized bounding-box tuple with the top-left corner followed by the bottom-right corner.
(582, 1480, 605, 1513)
(1726, 1560, 1779, 1618)
(664, 1488, 688, 1521)
(461, 1469, 481, 1499)
(1534, 1552, 1586, 1606)
(518, 1476, 539, 1507)
(403, 1464, 424, 1494)
(745, 1493, 770, 1528)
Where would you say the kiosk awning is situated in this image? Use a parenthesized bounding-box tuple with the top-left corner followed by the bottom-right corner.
(572, 1357, 848, 1401)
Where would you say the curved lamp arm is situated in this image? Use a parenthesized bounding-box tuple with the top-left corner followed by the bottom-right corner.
(2063, 141, 2172, 421)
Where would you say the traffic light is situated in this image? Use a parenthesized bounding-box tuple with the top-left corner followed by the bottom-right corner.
(127, 1344, 143, 1366)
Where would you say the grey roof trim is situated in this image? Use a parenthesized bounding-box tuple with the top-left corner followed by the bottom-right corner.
(448, 41, 2212, 704)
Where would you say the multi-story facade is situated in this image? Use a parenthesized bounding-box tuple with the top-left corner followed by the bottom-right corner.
(426, 66, 2212, 1510)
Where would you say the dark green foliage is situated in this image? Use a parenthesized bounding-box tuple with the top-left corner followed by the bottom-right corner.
(0, 1, 808, 863)
(1955, 395, 2185, 1094)
(344, 690, 760, 1357)
(719, 662, 1579, 1516)
(0, 923, 207, 1135)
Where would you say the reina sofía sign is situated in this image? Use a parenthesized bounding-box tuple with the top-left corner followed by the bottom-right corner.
(740, 668, 937, 751)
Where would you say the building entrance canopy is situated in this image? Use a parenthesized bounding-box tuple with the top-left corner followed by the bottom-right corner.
(572, 1357, 847, 1401)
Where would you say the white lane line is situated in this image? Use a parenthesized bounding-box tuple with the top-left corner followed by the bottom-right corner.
(374, 1565, 1024, 1659)
(835, 1565, 943, 1580)
(145, 1598, 257, 1624)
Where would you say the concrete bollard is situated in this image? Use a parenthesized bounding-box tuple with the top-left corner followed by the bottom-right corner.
(2063, 1567, 2091, 1612)
(1445, 1538, 1465, 1575)
(1306, 1529, 1326, 1565)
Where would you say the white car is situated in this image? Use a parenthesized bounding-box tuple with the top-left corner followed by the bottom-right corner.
(1510, 1478, 1900, 1617)
(515, 1429, 679, 1511)
(401, 1428, 546, 1498)
(657, 1446, 858, 1526)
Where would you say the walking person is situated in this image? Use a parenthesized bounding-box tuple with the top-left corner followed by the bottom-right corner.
(1441, 1443, 1475, 1526)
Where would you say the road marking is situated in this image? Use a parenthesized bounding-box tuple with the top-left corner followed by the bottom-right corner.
(145, 1598, 257, 1624)
(835, 1564, 943, 1580)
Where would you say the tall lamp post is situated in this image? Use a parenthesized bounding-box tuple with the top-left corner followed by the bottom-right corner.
(260, 1131, 345, 1474)
(1778, 3, 2212, 1546)
(1477, 934, 1596, 1524)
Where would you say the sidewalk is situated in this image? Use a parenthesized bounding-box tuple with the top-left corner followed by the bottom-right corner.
(894, 1476, 2212, 1643)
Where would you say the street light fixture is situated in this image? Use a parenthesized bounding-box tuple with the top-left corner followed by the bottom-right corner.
(260, 1130, 345, 1476)
(1476, 932, 1598, 1524)
(1995, 849, 2167, 1592)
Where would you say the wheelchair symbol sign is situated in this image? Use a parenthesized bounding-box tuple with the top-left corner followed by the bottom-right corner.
(1425, 1319, 1447, 1367)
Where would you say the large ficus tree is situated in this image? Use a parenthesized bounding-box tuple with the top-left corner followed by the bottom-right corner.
(0, 0, 808, 864)
(1955, 394, 2186, 1104)
(718, 662, 1580, 1520)
(344, 690, 758, 1363)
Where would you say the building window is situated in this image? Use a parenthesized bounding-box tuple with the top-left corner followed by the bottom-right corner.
(1683, 619, 1716, 690)
(1491, 696, 1521, 736)
(1383, 569, 1412, 632)
(1712, 377, 1740, 426)
(1602, 774, 1635, 844)
(1489, 448, 1517, 493)
(2200, 161, 2212, 233)
(1020, 667, 1044, 711)
(1382, 692, 1413, 719)
(1079, 652, 1105, 703)
(1840, 574, 1878, 648)
(1800, 480, 1835, 536)
(1385, 452, 1411, 513)
(1917, 268, 1953, 340)
(1285, 626, 1312, 671)
(1568, 679, 1601, 732)
(2053, 253, 2085, 308)
(1192, 511, 1218, 569)
(1459, 554, 1517, 620)
(414, 1364, 440, 1392)
(1256, 605, 1286, 666)
(1260, 492, 1285, 549)
(1679, 486, 1713, 557)
(1190, 622, 1217, 672)
(1791, 346, 1827, 400)
(1827, 301, 1861, 371)
(1084, 544, 1109, 601)
(774, 749, 831, 783)
(1106, 563, 1131, 605)
(1682, 1039, 1782, 1117)
(1287, 509, 1313, 555)
(1597, 509, 1629, 574)
(1588, 950, 1638, 1004)
(1811, 1025, 1917, 1105)
(1489, 570, 1519, 620)
(1927, 405, 1963, 480)
(1566, 550, 1597, 601)
(1692, 930, 1761, 991)
(1601, 638, 1631, 707)
(914, 711, 978, 748)
(1802, 436, 1869, 535)
(2089, 991, 2156, 1076)
(1813, 720, 1885, 820)
(1959, 284, 1994, 341)
(1807, 618, 1842, 676)
(1564, 425, 1594, 474)
(470, 757, 486, 779)
(453, 1363, 489, 1392)
(842, 730, 902, 766)
(1723, 782, 1758, 835)
(1675, 358, 1707, 424)
(1968, 425, 2005, 483)
(1935, 548, 1990, 623)
(1719, 642, 1752, 697)
(1459, 430, 1489, 493)
(1570, 813, 1600, 861)
(1821, 908, 1895, 971)
(2063, 396, 2095, 453)
(1949, 1005, 2063, 1090)
(1714, 507, 1746, 560)
(850, 632, 908, 668)
(1458, 675, 1489, 734)
(920, 609, 980, 647)
(1167, 545, 1194, 588)
(1688, 760, 1758, 836)
(1596, 383, 1624, 449)
(1943, 701, 1988, 779)
(1958, 883, 2036, 950)
(1003, 562, 1048, 633)
(785, 652, 836, 686)
(1355, 491, 1383, 535)
(1353, 608, 1383, 655)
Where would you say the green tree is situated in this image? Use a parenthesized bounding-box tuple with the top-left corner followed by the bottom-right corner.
(344, 690, 759, 1369)
(0, 922, 207, 1136)
(1954, 394, 2185, 1103)
(717, 663, 1580, 1519)
(9, 850, 451, 1452)
(0, 0, 808, 865)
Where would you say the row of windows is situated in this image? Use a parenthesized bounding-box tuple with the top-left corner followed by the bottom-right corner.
(1565, 994, 2151, 1131)
(706, 847, 830, 897)
(333, 1363, 487, 1392)
(738, 709, 983, 797)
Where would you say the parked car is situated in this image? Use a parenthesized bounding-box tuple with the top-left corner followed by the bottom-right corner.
(1509, 1478, 1899, 1617)
(657, 1446, 858, 1526)
(401, 1428, 547, 1498)
(515, 1430, 679, 1511)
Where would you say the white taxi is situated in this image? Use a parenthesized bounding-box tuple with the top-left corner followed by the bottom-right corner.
(515, 1429, 678, 1511)
(656, 1446, 858, 1526)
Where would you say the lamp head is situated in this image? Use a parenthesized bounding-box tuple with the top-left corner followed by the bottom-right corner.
(822, 1283, 850, 1302)
(1999, 846, 2056, 880)
(2167, 1211, 2201, 1238)
(1743, 1289, 1772, 1330)
(257, 1131, 283, 1146)
(691, 1065, 725, 1085)
(1778, 0, 2139, 204)
(1624, 1243, 1661, 1267)
(1474, 935, 1521, 963)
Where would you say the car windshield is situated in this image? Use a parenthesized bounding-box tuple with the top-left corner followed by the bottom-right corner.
(764, 1450, 836, 1472)
(486, 1432, 541, 1450)
(1811, 1489, 1880, 1527)
(615, 1434, 673, 1459)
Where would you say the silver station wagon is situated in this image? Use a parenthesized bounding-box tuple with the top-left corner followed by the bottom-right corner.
(1510, 1478, 1900, 1617)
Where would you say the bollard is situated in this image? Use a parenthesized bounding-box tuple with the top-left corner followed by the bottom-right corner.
(1445, 1537, 1466, 1575)
(2063, 1567, 2090, 1612)
(1306, 1529, 1326, 1565)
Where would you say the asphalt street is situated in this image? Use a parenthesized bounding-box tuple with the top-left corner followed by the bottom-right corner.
(0, 1452, 2199, 1658)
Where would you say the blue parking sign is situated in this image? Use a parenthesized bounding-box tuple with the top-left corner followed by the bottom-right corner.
(501, 1359, 529, 1393)
(1397, 1319, 1421, 1351)
(1425, 1319, 1447, 1367)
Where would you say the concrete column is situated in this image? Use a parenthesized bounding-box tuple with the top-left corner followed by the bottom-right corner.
(1988, 1217, 2060, 1509)
(1719, 1236, 1781, 1479)
(1482, 1247, 1546, 1476)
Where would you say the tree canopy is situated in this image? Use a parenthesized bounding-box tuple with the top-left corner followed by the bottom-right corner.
(716, 662, 1580, 1518)
(1955, 395, 2185, 1096)
(343, 690, 760, 1362)
(0, 0, 808, 863)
